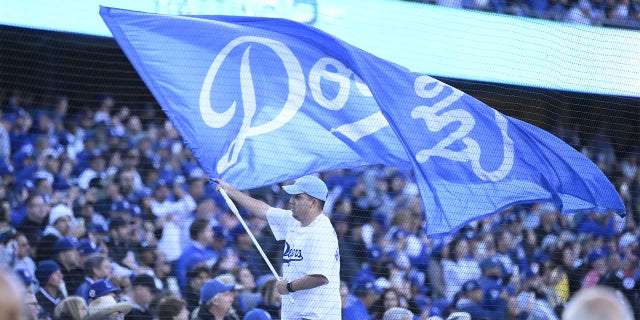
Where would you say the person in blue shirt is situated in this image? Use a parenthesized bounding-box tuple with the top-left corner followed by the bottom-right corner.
(342, 275, 383, 320)
(454, 280, 506, 320)
(175, 218, 219, 290)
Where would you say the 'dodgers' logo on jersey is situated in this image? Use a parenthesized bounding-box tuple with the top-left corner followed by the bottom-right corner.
(283, 241, 303, 263)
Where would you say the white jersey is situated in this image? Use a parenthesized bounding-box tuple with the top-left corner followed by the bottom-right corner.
(266, 207, 341, 320)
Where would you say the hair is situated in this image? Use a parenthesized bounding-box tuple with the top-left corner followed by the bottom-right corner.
(189, 218, 210, 240)
(260, 278, 278, 306)
(187, 265, 211, 281)
(54, 296, 87, 320)
(0, 268, 25, 320)
(447, 236, 467, 261)
(25, 194, 43, 207)
(390, 209, 413, 227)
(382, 307, 414, 320)
(562, 286, 633, 320)
(84, 253, 108, 277)
(156, 296, 186, 320)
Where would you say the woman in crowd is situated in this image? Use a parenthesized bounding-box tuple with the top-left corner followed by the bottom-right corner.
(54, 296, 88, 320)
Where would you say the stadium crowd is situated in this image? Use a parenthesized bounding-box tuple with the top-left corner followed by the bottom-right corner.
(0, 90, 638, 320)
(405, 0, 640, 29)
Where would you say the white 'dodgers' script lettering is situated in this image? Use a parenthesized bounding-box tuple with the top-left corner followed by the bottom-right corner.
(199, 36, 380, 173)
(199, 36, 514, 182)
(200, 37, 306, 173)
(411, 76, 514, 181)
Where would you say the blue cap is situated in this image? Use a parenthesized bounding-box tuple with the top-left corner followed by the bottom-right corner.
(352, 275, 383, 294)
(77, 239, 103, 256)
(230, 224, 247, 240)
(367, 245, 385, 263)
(53, 237, 78, 255)
(15, 268, 37, 285)
(200, 279, 235, 304)
(588, 250, 607, 265)
(243, 308, 273, 320)
(88, 279, 120, 299)
(153, 179, 170, 190)
(461, 280, 482, 293)
(282, 175, 328, 201)
(35, 260, 61, 285)
(110, 199, 133, 213)
(479, 257, 501, 271)
(212, 225, 230, 241)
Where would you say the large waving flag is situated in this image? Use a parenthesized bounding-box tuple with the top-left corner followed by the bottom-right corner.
(100, 7, 624, 236)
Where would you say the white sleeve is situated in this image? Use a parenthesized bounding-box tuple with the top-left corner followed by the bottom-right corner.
(265, 207, 294, 241)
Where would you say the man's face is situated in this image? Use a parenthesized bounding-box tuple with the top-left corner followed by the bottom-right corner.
(24, 292, 40, 320)
(288, 193, 313, 222)
(94, 259, 113, 279)
(48, 269, 63, 287)
(133, 285, 154, 306)
(60, 249, 80, 267)
(468, 289, 483, 303)
(190, 272, 210, 291)
(26, 196, 47, 222)
(211, 290, 235, 314)
(54, 215, 72, 235)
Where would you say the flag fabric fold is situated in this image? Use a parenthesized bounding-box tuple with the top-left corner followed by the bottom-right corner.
(100, 7, 624, 236)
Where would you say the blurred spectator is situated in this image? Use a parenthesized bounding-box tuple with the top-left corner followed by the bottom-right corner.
(87, 279, 121, 304)
(86, 294, 132, 320)
(0, 267, 26, 320)
(52, 237, 84, 294)
(194, 279, 236, 320)
(382, 307, 414, 320)
(562, 285, 633, 320)
(127, 274, 158, 320)
(24, 291, 43, 320)
(16, 194, 48, 249)
(441, 237, 482, 301)
(175, 218, 218, 290)
(478, 256, 513, 310)
(35, 259, 65, 318)
(343, 274, 383, 320)
(106, 217, 136, 270)
(243, 308, 272, 320)
(582, 251, 608, 288)
(230, 224, 271, 280)
(76, 254, 113, 303)
(157, 296, 190, 320)
(38, 204, 76, 261)
(152, 178, 196, 262)
(183, 265, 212, 313)
(504, 296, 528, 320)
(232, 265, 262, 314)
(15, 267, 38, 293)
(54, 296, 89, 320)
(454, 279, 506, 319)
(256, 278, 281, 320)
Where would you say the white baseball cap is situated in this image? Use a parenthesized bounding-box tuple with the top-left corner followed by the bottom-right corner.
(49, 204, 73, 225)
(282, 175, 328, 201)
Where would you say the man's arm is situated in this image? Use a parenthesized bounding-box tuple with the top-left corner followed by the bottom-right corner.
(212, 178, 271, 220)
(276, 274, 329, 295)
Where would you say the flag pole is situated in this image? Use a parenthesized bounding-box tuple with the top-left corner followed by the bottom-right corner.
(218, 188, 294, 303)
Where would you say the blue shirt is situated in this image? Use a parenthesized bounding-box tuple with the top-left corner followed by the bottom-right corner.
(175, 242, 219, 289)
(342, 294, 372, 320)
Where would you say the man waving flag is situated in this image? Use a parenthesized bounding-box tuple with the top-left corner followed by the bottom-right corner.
(100, 7, 624, 236)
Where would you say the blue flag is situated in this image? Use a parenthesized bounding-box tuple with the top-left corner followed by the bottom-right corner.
(100, 7, 624, 236)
